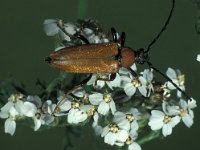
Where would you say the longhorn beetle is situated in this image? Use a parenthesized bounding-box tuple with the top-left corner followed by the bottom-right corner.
(45, 0, 192, 101)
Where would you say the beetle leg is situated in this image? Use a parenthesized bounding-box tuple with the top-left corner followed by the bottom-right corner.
(109, 73, 116, 81)
(95, 73, 116, 85)
(80, 74, 93, 85)
(56, 74, 93, 107)
(129, 68, 138, 77)
(120, 32, 126, 47)
(111, 27, 117, 42)
(117, 32, 126, 63)
(74, 33, 90, 44)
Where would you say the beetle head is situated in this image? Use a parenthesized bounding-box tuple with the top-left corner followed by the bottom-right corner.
(135, 48, 149, 64)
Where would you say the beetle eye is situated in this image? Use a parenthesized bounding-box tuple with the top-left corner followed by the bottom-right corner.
(45, 56, 52, 64)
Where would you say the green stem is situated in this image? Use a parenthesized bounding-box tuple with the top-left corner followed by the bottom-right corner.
(77, 0, 89, 18)
(137, 131, 161, 145)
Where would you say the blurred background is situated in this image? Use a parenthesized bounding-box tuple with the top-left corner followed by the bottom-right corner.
(0, 0, 199, 150)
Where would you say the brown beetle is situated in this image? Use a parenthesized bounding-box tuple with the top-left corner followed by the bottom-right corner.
(45, 26, 148, 74)
(45, 0, 175, 75)
(45, 0, 192, 100)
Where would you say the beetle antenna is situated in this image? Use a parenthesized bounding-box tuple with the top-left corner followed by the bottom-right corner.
(145, 0, 175, 53)
(147, 61, 192, 101)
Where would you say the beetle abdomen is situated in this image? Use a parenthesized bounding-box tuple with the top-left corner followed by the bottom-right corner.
(46, 42, 120, 73)
(51, 58, 119, 73)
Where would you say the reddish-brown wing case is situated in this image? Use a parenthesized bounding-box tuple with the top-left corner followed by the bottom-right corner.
(48, 43, 120, 73)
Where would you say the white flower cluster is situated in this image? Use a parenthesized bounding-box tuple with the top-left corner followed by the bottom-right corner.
(0, 66, 196, 149)
(43, 18, 109, 50)
(0, 19, 197, 150)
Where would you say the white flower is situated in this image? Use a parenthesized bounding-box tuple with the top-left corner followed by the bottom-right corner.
(89, 93, 116, 115)
(80, 105, 102, 135)
(141, 69, 154, 96)
(68, 108, 87, 124)
(121, 73, 147, 97)
(197, 54, 200, 62)
(178, 98, 197, 128)
(1, 94, 25, 115)
(80, 105, 97, 119)
(43, 19, 60, 36)
(23, 96, 44, 131)
(64, 22, 77, 35)
(0, 107, 19, 135)
(148, 102, 181, 137)
(41, 100, 56, 125)
(119, 64, 137, 76)
(115, 136, 141, 150)
(166, 68, 185, 97)
(101, 123, 129, 146)
(87, 73, 121, 89)
(113, 108, 141, 136)
(54, 96, 74, 116)
(72, 87, 86, 98)
(92, 121, 103, 136)
(56, 97, 87, 124)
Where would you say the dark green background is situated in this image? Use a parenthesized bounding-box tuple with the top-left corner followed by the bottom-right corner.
(0, 0, 199, 150)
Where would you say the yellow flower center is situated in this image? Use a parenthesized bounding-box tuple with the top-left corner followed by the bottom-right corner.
(109, 124, 119, 133)
(35, 112, 41, 119)
(35, 109, 42, 119)
(86, 106, 96, 116)
(103, 94, 112, 103)
(125, 136, 133, 145)
(83, 94, 89, 104)
(54, 107, 60, 113)
(180, 109, 188, 117)
(178, 75, 185, 86)
(163, 115, 171, 124)
(126, 113, 134, 122)
(71, 101, 80, 109)
(8, 114, 15, 120)
(132, 78, 141, 87)
(9, 94, 23, 103)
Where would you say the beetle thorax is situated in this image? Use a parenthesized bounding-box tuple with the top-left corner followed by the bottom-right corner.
(121, 47, 135, 68)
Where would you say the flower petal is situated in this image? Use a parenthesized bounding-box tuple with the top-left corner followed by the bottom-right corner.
(166, 68, 177, 79)
(15, 100, 25, 115)
(104, 132, 116, 145)
(182, 115, 193, 128)
(129, 142, 141, 150)
(43, 19, 59, 36)
(98, 101, 109, 115)
(33, 118, 42, 131)
(1, 101, 13, 113)
(59, 100, 71, 111)
(89, 93, 103, 105)
(23, 102, 37, 117)
(101, 126, 110, 137)
(197, 54, 200, 62)
(188, 98, 197, 109)
(109, 100, 116, 115)
(86, 74, 97, 85)
(117, 130, 129, 142)
(5, 118, 16, 136)
(170, 116, 181, 127)
(107, 73, 121, 89)
(162, 123, 172, 137)
(124, 83, 136, 97)
(138, 86, 147, 97)
(113, 112, 126, 123)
